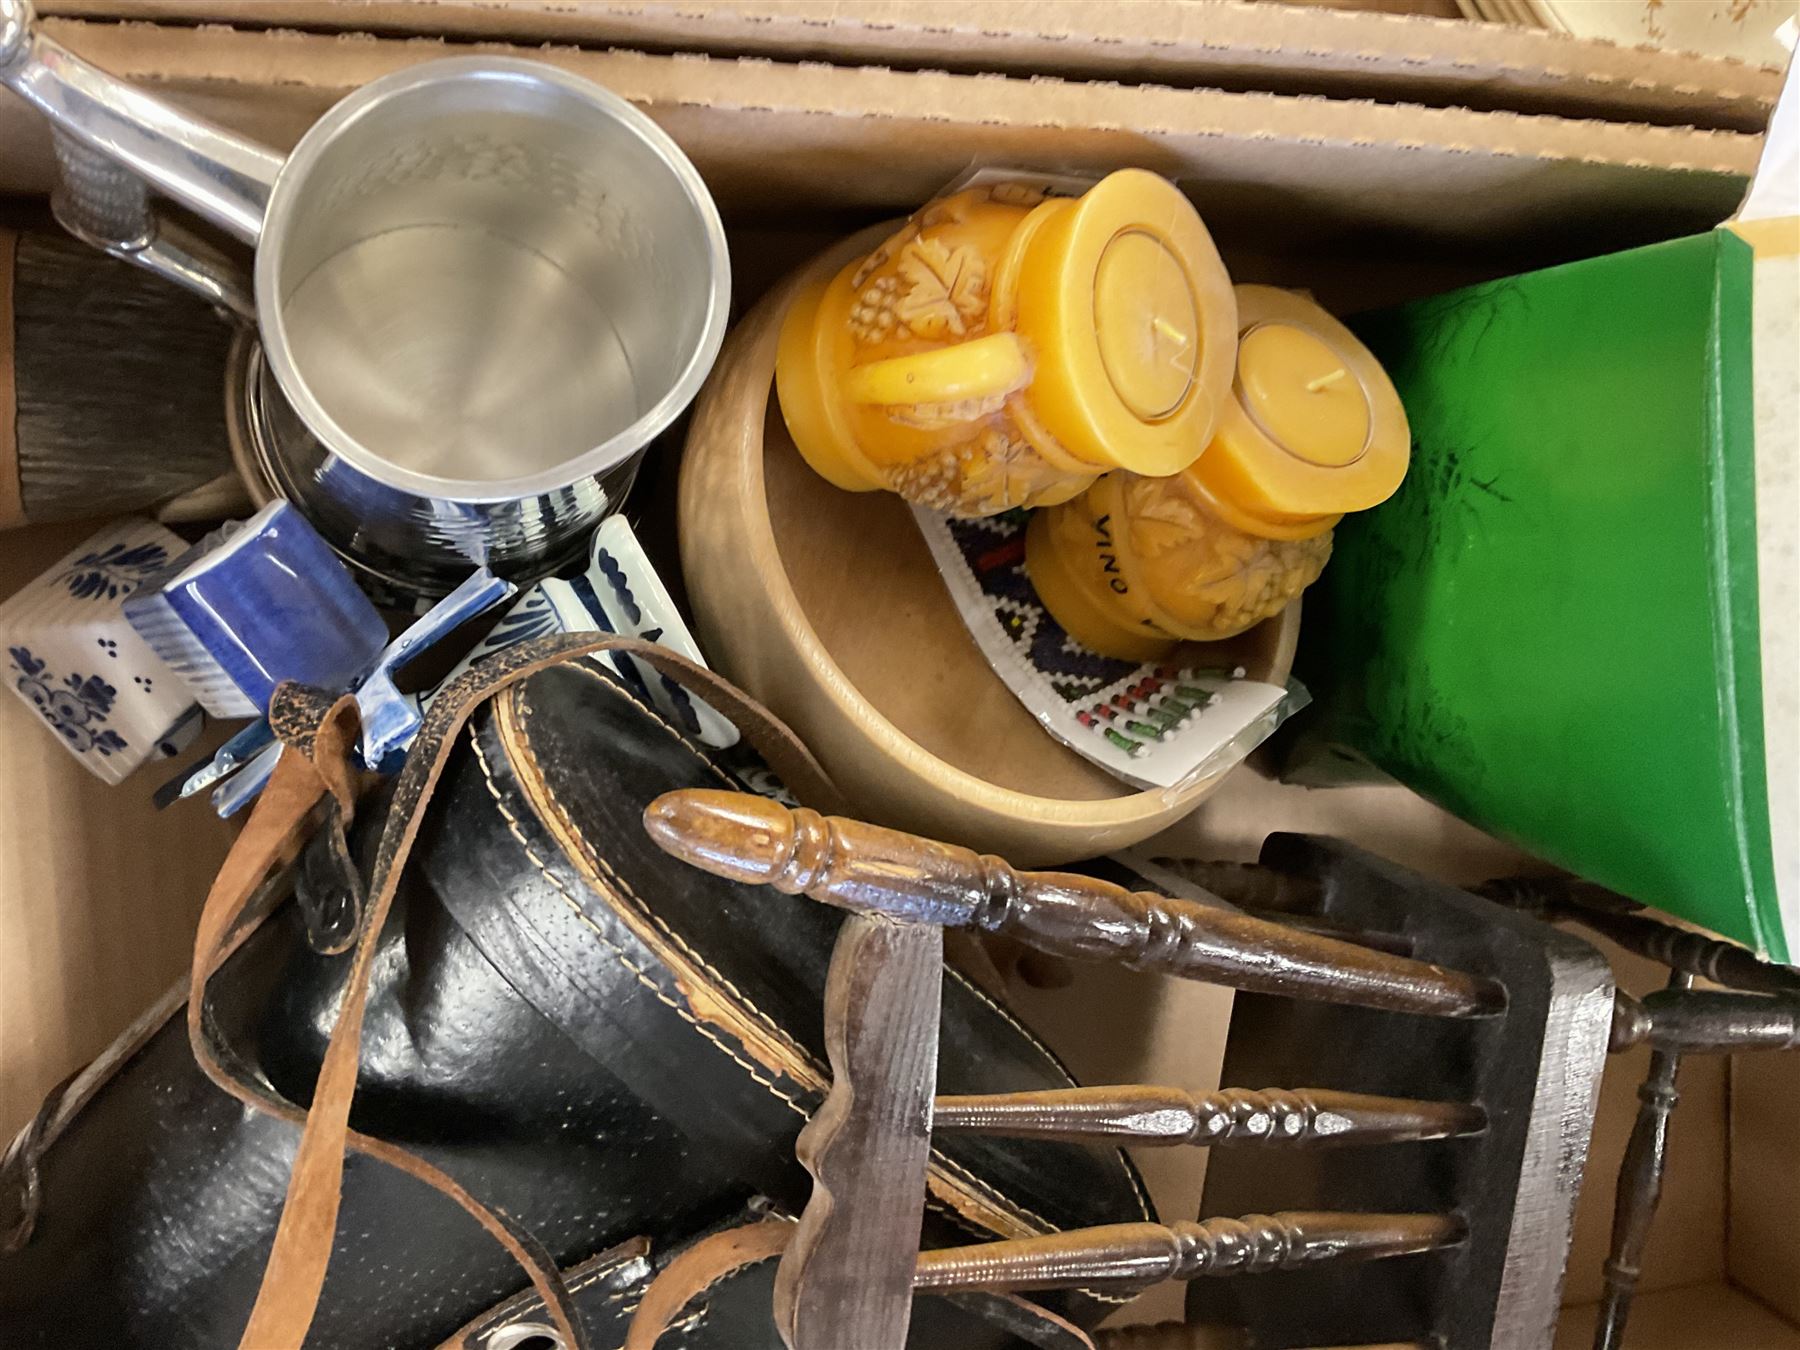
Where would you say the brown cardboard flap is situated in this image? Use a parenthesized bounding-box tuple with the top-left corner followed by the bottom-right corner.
(1730, 1051, 1800, 1326)
(1555, 1282, 1800, 1347)
(0, 17, 1760, 270)
(39, 0, 1785, 132)
(0, 230, 19, 532)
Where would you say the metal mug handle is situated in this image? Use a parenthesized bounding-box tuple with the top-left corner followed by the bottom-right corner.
(50, 131, 256, 318)
(0, 0, 277, 310)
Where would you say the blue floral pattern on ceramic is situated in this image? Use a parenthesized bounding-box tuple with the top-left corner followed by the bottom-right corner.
(0, 520, 201, 785)
(425, 518, 737, 751)
(57, 541, 171, 602)
(481, 589, 560, 648)
(9, 646, 129, 756)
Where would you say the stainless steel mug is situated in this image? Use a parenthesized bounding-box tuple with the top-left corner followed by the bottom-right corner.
(0, 0, 730, 595)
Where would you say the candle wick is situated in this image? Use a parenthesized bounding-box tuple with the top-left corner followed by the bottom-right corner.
(1306, 368, 1348, 392)
(1151, 317, 1190, 349)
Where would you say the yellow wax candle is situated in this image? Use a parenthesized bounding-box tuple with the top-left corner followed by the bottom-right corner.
(1237, 323, 1371, 468)
(1026, 475, 1181, 663)
(1026, 470, 1333, 655)
(1025, 284, 1409, 657)
(1190, 284, 1410, 539)
(775, 170, 1239, 517)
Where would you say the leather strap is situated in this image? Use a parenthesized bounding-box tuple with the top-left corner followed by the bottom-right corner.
(183, 634, 844, 1350)
(624, 1220, 795, 1350)
(293, 794, 367, 955)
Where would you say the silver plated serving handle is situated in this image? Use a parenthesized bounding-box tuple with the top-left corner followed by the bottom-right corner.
(0, 0, 279, 242)
(47, 132, 256, 319)
(2, 0, 268, 317)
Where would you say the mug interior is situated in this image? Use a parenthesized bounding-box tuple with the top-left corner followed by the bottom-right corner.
(258, 61, 727, 497)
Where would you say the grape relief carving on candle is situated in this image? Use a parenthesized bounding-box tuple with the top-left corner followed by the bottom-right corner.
(889, 427, 1087, 518)
(1122, 476, 1332, 639)
(845, 183, 1082, 515)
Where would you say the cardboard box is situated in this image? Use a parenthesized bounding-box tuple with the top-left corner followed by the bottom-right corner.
(0, 18, 1763, 248)
(0, 13, 1792, 1347)
(40, 0, 1788, 130)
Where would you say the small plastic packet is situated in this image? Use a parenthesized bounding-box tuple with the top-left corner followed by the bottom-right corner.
(913, 504, 1305, 792)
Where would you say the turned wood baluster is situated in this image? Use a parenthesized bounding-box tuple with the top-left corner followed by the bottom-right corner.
(932, 1085, 1485, 1149)
(1594, 971, 1689, 1350)
(1481, 876, 1800, 997)
(642, 793, 1487, 1350)
(1151, 858, 1326, 914)
(912, 1211, 1466, 1294)
(1583, 905, 1800, 995)
(1238, 911, 1416, 958)
(643, 791, 1503, 1018)
(1481, 878, 1800, 1350)
(1611, 987, 1800, 1053)
(1597, 984, 1800, 1350)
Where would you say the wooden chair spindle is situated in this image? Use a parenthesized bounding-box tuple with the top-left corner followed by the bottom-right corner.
(931, 1086, 1484, 1149)
(644, 791, 1502, 1018)
(912, 1211, 1466, 1294)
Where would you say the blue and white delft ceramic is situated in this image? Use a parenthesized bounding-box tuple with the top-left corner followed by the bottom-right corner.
(354, 568, 516, 774)
(124, 500, 389, 718)
(183, 519, 724, 815)
(0, 519, 203, 785)
(437, 516, 738, 748)
(194, 569, 516, 816)
(154, 716, 273, 810)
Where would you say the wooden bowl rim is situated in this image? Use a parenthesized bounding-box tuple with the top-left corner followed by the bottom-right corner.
(707, 226, 1299, 827)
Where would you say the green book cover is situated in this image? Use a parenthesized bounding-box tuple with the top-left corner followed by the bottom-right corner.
(1300, 228, 1793, 959)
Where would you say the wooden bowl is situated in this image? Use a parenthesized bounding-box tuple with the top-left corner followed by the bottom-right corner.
(679, 228, 1298, 866)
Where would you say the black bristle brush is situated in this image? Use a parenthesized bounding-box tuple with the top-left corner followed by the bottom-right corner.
(1, 221, 243, 529)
